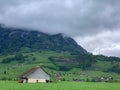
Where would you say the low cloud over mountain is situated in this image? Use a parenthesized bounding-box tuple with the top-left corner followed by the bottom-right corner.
(0, 0, 120, 56)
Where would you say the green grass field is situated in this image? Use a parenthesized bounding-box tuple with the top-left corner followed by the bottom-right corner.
(0, 81, 120, 90)
(0, 51, 120, 81)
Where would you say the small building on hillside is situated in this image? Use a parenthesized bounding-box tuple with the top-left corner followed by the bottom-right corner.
(19, 67, 50, 83)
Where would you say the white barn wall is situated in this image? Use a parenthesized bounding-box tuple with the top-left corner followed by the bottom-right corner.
(28, 79, 46, 83)
(26, 68, 50, 83)
(20, 67, 50, 83)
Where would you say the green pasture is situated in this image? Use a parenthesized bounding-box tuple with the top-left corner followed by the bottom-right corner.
(0, 81, 120, 90)
(0, 51, 120, 81)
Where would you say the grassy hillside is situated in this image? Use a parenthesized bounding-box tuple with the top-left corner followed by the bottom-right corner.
(0, 25, 119, 82)
(0, 51, 120, 82)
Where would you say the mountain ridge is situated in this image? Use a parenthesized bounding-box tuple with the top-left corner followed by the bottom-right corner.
(0, 25, 87, 54)
(0, 25, 120, 82)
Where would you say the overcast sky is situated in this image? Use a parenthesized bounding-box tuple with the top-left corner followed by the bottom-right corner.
(0, 0, 120, 57)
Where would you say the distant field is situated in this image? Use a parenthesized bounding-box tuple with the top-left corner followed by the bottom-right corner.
(0, 51, 120, 81)
(0, 81, 120, 90)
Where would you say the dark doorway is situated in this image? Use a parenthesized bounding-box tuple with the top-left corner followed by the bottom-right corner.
(46, 80, 49, 83)
(36, 80, 38, 83)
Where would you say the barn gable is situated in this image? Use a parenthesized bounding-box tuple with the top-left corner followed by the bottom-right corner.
(19, 67, 50, 83)
(27, 68, 50, 80)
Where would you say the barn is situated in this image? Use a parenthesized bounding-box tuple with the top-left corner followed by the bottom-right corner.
(19, 67, 50, 83)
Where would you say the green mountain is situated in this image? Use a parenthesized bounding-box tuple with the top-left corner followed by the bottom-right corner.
(0, 25, 86, 54)
(0, 24, 120, 82)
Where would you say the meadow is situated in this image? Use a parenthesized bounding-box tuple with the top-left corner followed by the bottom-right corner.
(0, 51, 120, 81)
(0, 81, 120, 90)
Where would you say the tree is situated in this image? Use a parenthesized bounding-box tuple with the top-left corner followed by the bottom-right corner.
(14, 53, 25, 63)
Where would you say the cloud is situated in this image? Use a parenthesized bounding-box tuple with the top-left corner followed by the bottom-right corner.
(0, 0, 120, 56)
(0, 0, 120, 36)
(75, 30, 120, 57)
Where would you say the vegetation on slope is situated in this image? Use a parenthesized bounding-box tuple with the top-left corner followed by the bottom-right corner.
(0, 25, 86, 54)
(0, 25, 120, 82)
(0, 51, 120, 82)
